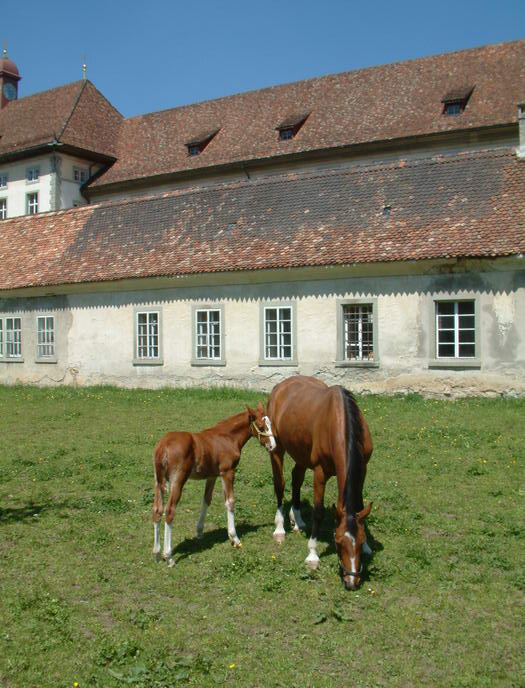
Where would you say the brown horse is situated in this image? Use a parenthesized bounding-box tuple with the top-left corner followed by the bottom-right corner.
(152, 402, 270, 566)
(258, 376, 373, 590)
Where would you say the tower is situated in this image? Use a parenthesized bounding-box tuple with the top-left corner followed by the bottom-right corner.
(0, 47, 21, 109)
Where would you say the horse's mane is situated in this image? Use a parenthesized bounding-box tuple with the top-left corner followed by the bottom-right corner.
(340, 387, 363, 534)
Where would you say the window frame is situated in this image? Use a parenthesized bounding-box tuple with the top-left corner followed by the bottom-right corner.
(259, 301, 298, 367)
(0, 316, 24, 362)
(428, 297, 481, 369)
(35, 314, 57, 363)
(0, 173, 7, 189)
(26, 166, 40, 184)
(191, 304, 226, 366)
(133, 307, 163, 366)
(0, 197, 6, 220)
(73, 167, 88, 184)
(336, 298, 379, 368)
(26, 192, 39, 215)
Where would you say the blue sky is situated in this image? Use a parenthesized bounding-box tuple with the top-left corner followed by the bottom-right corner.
(4, 0, 524, 118)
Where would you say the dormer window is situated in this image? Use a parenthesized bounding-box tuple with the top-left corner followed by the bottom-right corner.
(185, 129, 219, 157)
(276, 113, 310, 141)
(442, 86, 474, 116)
(73, 167, 88, 183)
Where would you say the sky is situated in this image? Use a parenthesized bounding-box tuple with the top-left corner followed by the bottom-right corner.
(3, 0, 524, 118)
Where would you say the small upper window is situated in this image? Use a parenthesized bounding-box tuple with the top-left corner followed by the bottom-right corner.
(27, 192, 38, 215)
(276, 113, 310, 141)
(73, 167, 88, 184)
(0, 198, 6, 220)
(185, 129, 219, 157)
(0, 173, 7, 188)
(441, 86, 474, 116)
(26, 166, 40, 183)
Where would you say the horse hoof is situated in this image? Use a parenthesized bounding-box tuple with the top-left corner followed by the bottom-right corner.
(305, 556, 320, 570)
(153, 550, 162, 563)
(273, 532, 286, 544)
(196, 530, 203, 540)
(167, 558, 175, 568)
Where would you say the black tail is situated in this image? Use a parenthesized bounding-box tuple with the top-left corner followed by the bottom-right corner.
(340, 387, 363, 533)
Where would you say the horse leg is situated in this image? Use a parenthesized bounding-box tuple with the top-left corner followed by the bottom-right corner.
(289, 463, 306, 533)
(152, 479, 164, 562)
(196, 476, 217, 539)
(270, 448, 286, 543)
(163, 469, 189, 567)
(221, 470, 241, 547)
(305, 466, 326, 570)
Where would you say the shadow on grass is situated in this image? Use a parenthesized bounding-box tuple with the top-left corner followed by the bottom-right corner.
(172, 521, 270, 563)
(0, 500, 69, 525)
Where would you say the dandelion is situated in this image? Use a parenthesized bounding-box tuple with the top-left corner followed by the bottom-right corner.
(272, 554, 276, 560)
(229, 663, 236, 670)
(74, 682, 79, 687)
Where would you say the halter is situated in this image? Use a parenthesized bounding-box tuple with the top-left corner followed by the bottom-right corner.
(339, 560, 363, 579)
(251, 416, 277, 450)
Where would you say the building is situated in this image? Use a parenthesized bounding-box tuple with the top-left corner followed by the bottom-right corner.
(0, 42, 524, 396)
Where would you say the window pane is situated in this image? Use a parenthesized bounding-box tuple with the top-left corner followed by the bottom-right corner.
(438, 329, 455, 344)
(438, 315, 454, 330)
(458, 302, 475, 315)
(458, 315, 475, 329)
(437, 302, 455, 315)
(459, 344, 475, 357)
(458, 329, 475, 344)
(438, 343, 455, 357)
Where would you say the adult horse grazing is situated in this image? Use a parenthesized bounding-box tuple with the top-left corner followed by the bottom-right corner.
(260, 376, 373, 590)
(152, 402, 269, 567)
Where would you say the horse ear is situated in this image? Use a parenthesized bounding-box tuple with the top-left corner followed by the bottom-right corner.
(256, 400, 266, 413)
(246, 405, 256, 420)
(357, 502, 372, 521)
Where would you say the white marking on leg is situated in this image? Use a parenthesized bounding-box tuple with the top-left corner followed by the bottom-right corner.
(153, 522, 161, 560)
(196, 497, 208, 539)
(305, 537, 320, 569)
(163, 521, 174, 565)
(273, 506, 286, 541)
(289, 505, 306, 531)
(225, 499, 240, 546)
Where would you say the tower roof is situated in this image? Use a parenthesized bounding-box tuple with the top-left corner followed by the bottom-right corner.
(0, 51, 20, 80)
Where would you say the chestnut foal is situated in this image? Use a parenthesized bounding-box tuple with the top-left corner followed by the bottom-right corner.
(152, 402, 269, 566)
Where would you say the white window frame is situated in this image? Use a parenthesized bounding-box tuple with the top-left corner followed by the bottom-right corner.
(73, 167, 88, 184)
(336, 298, 379, 367)
(0, 197, 6, 220)
(4, 317, 23, 361)
(0, 173, 7, 189)
(133, 308, 163, 365)
(428, 297, 480, 369)
(26, 166, 40, 183)
(36, 315, 57, 363)
(27, 192, 39, 215)
(192, 305, 225, 366)
(259, 302, 297, 366)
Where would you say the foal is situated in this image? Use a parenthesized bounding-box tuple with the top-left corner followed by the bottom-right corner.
(152, 402, 269, 566)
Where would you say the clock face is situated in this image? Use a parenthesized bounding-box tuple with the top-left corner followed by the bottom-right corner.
(3, 82, 16, 101)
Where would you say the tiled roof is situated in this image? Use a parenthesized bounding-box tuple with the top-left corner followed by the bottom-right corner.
(0, 80, 122, 160)
(1, 149, 523, 291)
(89, 40, 525, 189)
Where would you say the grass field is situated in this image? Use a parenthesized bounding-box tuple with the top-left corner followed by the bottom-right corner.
(0, 385, 524, 688)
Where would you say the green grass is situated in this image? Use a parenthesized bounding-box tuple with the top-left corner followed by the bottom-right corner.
(0, 385, 524, 688)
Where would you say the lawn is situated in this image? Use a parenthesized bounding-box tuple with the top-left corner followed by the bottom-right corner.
(0, 385, 523, 688)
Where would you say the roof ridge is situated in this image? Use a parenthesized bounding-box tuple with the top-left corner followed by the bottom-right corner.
(122, 39, 525, 123)
(56, 80, 88, 143)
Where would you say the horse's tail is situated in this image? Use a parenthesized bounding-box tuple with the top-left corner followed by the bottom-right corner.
(340, 387, 363, 531)
(152, 441, 168, 522)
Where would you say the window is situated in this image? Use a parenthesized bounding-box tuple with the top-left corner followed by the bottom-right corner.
(73, 167, 88, 183)
(259, 302, 297, 365)
(26, 166, 40, 183)
(0, 319, 3, 356)
(37, 316, 55, 360)
(192, 305, 225, 365)
(441, 86, 474, 116)
(0, 173, 7, 188)
(435, 301, 475, 358)
(279, 128, 294, 141)
(444, 102, 462, 116)
(0, 198, 6, 220)
(276, 113, 310, 141)
(27, 192, 38, 215)
(336, 299, 379, 367)
(185, 129, 219, 157)
(134, 309, 163, 364)
(188, 144, 201, 157)
(5, 317, 22, 358)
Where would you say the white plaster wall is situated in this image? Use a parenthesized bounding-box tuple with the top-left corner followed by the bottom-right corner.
(0, 155, 51, 217)
(1, 269, 524, 397)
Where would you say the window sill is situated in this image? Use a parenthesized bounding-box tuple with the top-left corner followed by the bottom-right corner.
(1, 357, 24, 363)
(191, 360, 226, 367)
(133, 358, 164, 366)
(36, 357, 57, 364)
(335, 360, 379, 368)
(428, 358, 481, 369)
(258, 360, 298, 367)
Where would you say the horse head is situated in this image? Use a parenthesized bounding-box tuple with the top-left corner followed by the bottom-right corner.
(334, 502, 372, 590)
(247, 401, 276, 451)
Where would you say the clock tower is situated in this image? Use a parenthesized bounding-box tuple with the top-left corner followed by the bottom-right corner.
(0, 48, 21, 109)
